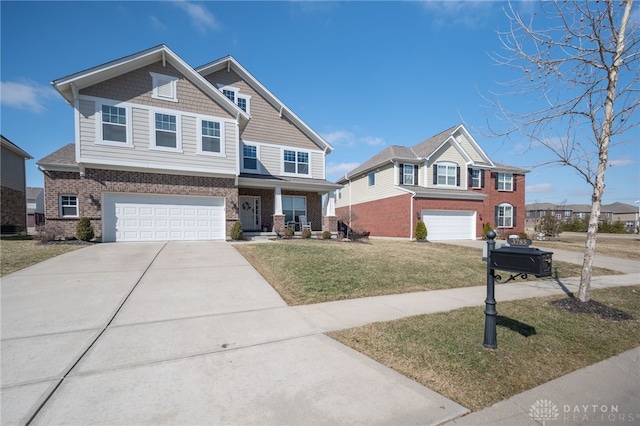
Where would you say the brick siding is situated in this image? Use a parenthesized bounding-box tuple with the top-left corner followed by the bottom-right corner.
(1, 186, 27, 231)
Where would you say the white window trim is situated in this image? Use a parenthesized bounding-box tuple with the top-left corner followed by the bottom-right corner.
(470, 168, 482, 189)
(281, 148, 311, 177)
(241, 143, 260, 173)
(196, 118, 226, 157)
(436, 162, 457, 187)
(96, 100, 133, 148)
(497, 173, 513, 191)
(217, 84, 251, 113)
(497, 203, 513, 228)
(282, 195, 307, 223)
(150, 109, 182, 153)
(59, 194, 79, 218)
(368, 172, 375, 187)
(403, 164, 415, 185)
(150, 72, 179, 103)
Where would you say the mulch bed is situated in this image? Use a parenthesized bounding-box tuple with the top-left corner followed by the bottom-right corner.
(549, 297, 634, 321)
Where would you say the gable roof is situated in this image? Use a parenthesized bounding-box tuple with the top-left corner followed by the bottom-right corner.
(337, 124, 509, 183)
(26, 187, 43, 199)
(36, 143, 78, 172)
(196, 56, 333, 154)
(605, 202, 638, 214)
(51, 45, 250, 128)
(1, 135, 32, 159)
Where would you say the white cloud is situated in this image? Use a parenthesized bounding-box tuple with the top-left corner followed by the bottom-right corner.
(0, 79, 57, 113)
(608, 156, 635, 167)
(326, 162, 360, 179)
(149, 15, 166, 31)
(526, 183, 554, 193)
(420, 1, 496, 29)
(172, 1, 221, 33)
(322, 130, 356, 147)
(360, 136, 385, 146)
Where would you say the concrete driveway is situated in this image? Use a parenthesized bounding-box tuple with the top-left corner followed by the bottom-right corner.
(1, 241, 466, 425)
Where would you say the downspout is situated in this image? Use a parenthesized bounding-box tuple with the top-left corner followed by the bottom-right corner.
(410, 193, 415, 241)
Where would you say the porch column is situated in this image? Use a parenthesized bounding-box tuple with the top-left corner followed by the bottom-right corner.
(322, 191, 338, 233)
(272, 187, 285, 232)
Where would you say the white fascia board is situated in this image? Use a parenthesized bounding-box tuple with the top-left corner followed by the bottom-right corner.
(454, 124, 496, 167)
(197, 56, 333, 154)
(78, 157, 237, 178)
(1, 139, 32, 159)
(426, 136, 473, 164)
(238, 176, 342, 192)
(36, 162, 80, 172)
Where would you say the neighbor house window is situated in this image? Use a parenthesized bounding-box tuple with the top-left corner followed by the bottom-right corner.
(150, 72, 178, 102)
(200, 120, 222, 154)
(282, 196, 306, 223)
(243, 144, 257, 171)
(101, 105, 127, 143)
(368, 172, 375, 186)
(470, 168, 482, 188)
(497, 173, 513, 191)
(283, 150, 309, 175)
(222, 89, 235, 102)
(219, 85, 251, 113)
(60, 195, 78, 217)
(436, 163, 458, 186)
(403, 164, 415, 185)
(154, 113, 178, 149)
(496, 203, 513, 228)
(564, 210, 571, 217)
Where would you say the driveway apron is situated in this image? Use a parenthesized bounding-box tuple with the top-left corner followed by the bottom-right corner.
(2, 241, 467, 425)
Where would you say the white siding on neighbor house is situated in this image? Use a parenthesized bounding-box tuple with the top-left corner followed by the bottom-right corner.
(77, 96, 237, 174)
(336, 164, 402, 208)
(241, 140, 325, 180)
(1, 147, 26, 191)
(427, 143, 469, 189)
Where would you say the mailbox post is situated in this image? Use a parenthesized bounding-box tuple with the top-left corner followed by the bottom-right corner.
(483, 231, 553, 349)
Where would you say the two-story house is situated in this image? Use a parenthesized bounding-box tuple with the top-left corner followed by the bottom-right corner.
(334, 124, 527, 240)
(1, 135, 32, 235)
(38, 45, 340, 242)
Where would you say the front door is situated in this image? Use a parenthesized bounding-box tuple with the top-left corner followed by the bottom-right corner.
(239, 196, 261, 231)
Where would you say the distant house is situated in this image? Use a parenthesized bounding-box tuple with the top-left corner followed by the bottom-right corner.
(334, 124, 528, 240)
(1, 135, 32, 234)
(38, 45, 340, 242)
(525, 202, 639, 231)
(26, 187, 45, 228)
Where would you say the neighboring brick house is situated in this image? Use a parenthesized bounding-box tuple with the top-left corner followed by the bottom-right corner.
(26, 187, 45, 228)
(1, 135, 32, 234)
(38, 45, 340, 242)
(334, 124, 528, 240)
(526, 202, 639, 231)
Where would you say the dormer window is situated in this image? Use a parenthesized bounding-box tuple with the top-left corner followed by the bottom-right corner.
(218, 85, 250, 113)
(150, 72, 178, 102)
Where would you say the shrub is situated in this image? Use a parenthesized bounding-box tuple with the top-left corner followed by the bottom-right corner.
(482, 222, 493, 239)
(518, 232, 528, 239)
(301, 229, 312, 239)
(76, 218, 95, 242)
(414, 220, 427, 240)
(283, 228, 294, 238)
(36, 223, 63, 243)
(230, 221, 243, 240)
(321, 230, 332, 240)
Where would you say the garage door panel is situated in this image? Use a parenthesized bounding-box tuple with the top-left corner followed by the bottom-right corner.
(103, 194, 225, 242)
(422, 210, 475, 241)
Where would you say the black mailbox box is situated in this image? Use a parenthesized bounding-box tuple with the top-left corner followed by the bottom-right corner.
(490, 246, 553, 277)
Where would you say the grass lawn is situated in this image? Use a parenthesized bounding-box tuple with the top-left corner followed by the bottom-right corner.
(535, 234, 640, 261)
(234, 239, 621, 305)
(330, 285, 640, 411)
(0, 236, 88, 277)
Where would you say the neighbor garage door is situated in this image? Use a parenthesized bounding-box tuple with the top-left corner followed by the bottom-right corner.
(422, 210, 475, 241)
(102, 194, 225, 242)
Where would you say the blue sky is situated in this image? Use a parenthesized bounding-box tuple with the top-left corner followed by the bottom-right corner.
(1, 1, 638, 206)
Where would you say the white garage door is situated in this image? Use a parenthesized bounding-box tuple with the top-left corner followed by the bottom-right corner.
(103, 194, 225, 242)
(422, 210, 475, 241)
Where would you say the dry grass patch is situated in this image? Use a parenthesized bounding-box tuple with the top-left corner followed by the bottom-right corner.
(234, 239, 620, 305)
(1, 237, 87, 277)
(535, 235, 640, 261)
(330, 285, 640, 411)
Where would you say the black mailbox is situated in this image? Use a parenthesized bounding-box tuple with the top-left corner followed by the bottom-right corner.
(490, 243, 553, 278)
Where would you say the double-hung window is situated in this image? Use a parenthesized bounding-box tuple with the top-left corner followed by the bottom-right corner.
(60, 195, 78, 217)
(154, 113, 178, 149)
(284, 150, 309, 175)
(470, 168, 482, 188)
(101, 105, 127, 143)
(243, 144, 258, 171)
(219, 85, 251, 113)
(201, 120, 222, 154)
(496, 203, 513, 228)
(497, 173, 513, 191)
(282, 196, 306, 224)
(436, 163, 458, 186)
(403, 164, 415, 185)
(222, 89, 235, 103)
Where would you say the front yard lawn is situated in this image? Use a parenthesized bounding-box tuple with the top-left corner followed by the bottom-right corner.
(535, 234, 640, 261)
(234, 239, 621, 305)
(0, 236, 87, 277)
(330, 285, 640, 411)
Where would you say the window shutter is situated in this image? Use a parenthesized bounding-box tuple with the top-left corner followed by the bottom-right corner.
(513, 175, 517, 192)
(468, 168, 473, 187)
(433, 166, 437, 186)
(399, 163, 404, 185)
(494, 206, 499, 227)
(513, 206, 517, 227)
(414, 166, 419, 186)
(456, 167, 461, 187)
(481, 170, 485, 188)
(495, 173, 499, 190)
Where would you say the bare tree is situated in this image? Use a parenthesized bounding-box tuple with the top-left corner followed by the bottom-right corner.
(487, 0, 638, 302)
